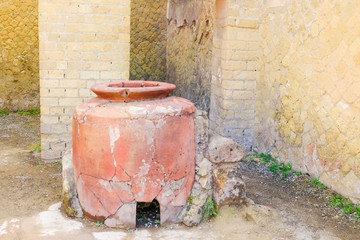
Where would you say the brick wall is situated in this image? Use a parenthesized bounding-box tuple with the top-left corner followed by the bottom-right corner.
(39, 0, 130, 160)
(166, 0, 260, 148)
(130, 0, 167, 81)
(0, 0, 39, 111)
(209, 0, 260, 150)
(256, 0, 360, 202)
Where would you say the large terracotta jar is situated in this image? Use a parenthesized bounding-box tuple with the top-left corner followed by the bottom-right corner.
(72, 81, 195, 228)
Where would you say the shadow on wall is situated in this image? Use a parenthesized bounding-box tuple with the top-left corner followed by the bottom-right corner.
(165, 0, 214, 112)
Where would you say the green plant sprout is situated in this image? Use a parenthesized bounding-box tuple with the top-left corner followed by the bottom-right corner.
(329, 194, 360, 219)
(255, 153, 300, 179)
(268, 163, 279, 174)
(203, 199, 217, 221)
(257, 153, 272, 163)
(17, 109, 40, 115)
(29, 141, 41, 152)
(279, 162, 292, 178)
(187, 195, 193, 205)
(311, 179, 327, 190)
(0, 110, 9, 117)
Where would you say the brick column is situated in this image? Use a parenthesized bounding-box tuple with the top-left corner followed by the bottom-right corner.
(210, 0, 260, 150)
(39, 0, 131, 160)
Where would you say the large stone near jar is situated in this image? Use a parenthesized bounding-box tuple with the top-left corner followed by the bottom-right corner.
(212, 164, 246, 207)
(208, 135, 245, 164)
(72, 81, 196, 228)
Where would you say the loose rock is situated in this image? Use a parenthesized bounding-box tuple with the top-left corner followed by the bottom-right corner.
(212, 164, 246, 207)
(208, 135, 245, 164)
(62, 148, 83, 218)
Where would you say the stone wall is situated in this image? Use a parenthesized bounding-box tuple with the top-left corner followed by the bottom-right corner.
(39, 0, 131, 160)
(255, 0, 360, 202)
(0, 0, 39, 111)
(166, 0, 214, 112)
(130, 0, 167, 81)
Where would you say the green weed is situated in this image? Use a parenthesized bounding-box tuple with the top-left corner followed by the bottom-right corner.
(0, 110, 9, 117)
(295, 171, 302, 176)
(329, 194, 360, 219)
(17, 109, 40, 115)
(29, 141, 41, 152)
(257, 153, 272, 163)
(255, 153, 297, 179)
(96, 221, 103, 227)
(311, 179, 327, 190)
(268, 163, 279, 174)
(279, 162, 292, 178)
(203, 199, 217, 221)
(354, 207, 360, 219)
(26, 109, 40, 115)
(187, 196, 193, 205)
(53, 160, 62, 166)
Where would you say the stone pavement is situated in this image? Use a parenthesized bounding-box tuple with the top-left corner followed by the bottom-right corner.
(0, 202, 344, 240)
(0, 202, 211, 240)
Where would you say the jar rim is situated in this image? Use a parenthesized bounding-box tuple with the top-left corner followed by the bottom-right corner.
(91, 81, 176, 102)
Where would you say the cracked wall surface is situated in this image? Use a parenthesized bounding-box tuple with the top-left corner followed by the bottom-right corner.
(255, 0, 360, 202)
(130, 0, 167, 81)
(0, 0, 39, 110)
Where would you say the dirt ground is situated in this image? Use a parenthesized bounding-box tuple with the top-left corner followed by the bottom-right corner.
(239, 158, 360, 239)
(0, 114, 62, 219)
(0, 114, 359, 239)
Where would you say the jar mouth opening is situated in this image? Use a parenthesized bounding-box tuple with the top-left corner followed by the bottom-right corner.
(108, 82, 160, 88)
(91, 81, 176, 102)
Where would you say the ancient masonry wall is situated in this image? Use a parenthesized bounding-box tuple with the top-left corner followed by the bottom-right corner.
(39, 0, 130, 160)
(0, 0, 39, 111)
(130, 0, 167, 81)
(209, 0, 260, 150)
(166, 0, 214, 112)
(255, 0, 360, 202)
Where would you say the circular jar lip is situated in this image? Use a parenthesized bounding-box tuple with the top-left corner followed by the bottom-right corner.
(91, 81, 176, 102)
